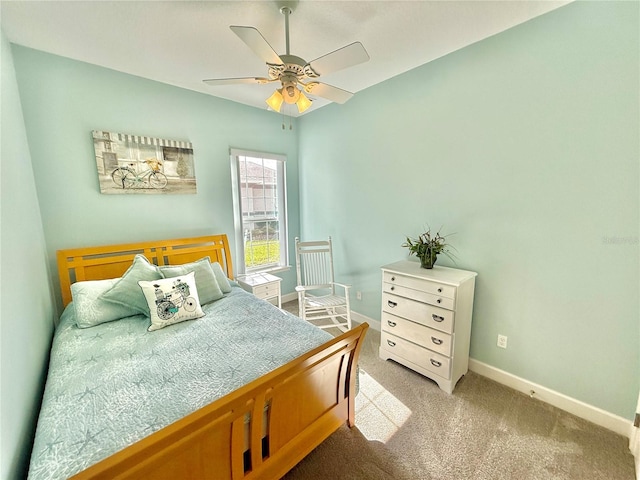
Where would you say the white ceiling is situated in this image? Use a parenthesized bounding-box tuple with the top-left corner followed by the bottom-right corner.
(1, 0, 570, 116)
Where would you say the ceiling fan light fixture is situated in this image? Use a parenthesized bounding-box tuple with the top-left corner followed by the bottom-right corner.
(266, 88, 284, 112)
(296, 91, 312, 113)
(204, 4, 369, 113)
(282, 84, 300, 104)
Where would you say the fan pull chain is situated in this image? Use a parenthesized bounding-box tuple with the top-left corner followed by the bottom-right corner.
(281, 108, 293, 131)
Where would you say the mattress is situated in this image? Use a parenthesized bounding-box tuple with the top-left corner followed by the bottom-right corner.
(28, 286, 332, 479)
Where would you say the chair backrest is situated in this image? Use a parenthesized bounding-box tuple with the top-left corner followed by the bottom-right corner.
(295, 237, 336, 291)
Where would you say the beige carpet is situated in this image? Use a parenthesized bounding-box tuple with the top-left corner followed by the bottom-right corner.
(281, 305, 635, 480)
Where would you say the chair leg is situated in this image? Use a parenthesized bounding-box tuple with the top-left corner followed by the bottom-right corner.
(327, 308, 342, 330)
(298, 301, 351, 332)
(298, 293, 305, 320)
(327, 307, 351, 332)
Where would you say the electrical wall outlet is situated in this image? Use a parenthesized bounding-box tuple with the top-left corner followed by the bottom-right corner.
(497, 334, 508, 349)
(356, 291, 362, 301)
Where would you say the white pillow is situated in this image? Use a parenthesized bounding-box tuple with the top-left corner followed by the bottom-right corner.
(138, 271, 204, 331)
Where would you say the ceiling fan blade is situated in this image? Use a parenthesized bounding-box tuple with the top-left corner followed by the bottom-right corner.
(306, 42, 369, 77)
(230, 26, 283, 66)
(304, 82, 354, 104)
(203, 77, 274, 86)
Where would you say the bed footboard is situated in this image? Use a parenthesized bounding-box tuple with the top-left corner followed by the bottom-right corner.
(70, 322, 369, 480)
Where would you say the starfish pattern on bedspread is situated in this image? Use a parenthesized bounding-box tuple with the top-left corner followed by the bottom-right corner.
(74, 386, 99, 400)
(71, 429, 106, 454)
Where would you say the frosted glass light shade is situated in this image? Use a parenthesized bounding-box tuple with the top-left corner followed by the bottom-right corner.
(266, 89, 284, 112)
(296, 91, 312, 113)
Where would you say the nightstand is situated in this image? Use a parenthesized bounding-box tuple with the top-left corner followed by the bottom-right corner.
(237, 272, 282, 308)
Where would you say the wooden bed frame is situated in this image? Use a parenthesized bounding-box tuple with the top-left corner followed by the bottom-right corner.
(56, 235, 368, 479)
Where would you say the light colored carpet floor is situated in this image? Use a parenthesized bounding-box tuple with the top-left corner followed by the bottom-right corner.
(280, 302, 635, 480)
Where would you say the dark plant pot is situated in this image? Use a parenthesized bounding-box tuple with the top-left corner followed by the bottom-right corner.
(419, 253, 437, 269)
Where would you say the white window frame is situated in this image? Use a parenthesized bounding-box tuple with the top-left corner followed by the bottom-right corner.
(230, 148, 289, 275)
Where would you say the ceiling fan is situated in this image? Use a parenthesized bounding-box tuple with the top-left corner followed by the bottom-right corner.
(203, 1, 370, 114)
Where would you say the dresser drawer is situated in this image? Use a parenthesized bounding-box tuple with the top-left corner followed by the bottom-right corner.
(381, 312, 452, 357)
(253, 283, 279, 299)
(381, 331, 451, 379)
(382, 292, 454, 334)
(383, 271, 456, 300)
(383, 282, 454, 310)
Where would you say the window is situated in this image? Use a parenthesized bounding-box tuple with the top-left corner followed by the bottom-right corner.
(230, 149, 288, 275)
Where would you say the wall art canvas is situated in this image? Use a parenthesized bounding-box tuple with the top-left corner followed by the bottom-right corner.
(92, 130, 196, 194)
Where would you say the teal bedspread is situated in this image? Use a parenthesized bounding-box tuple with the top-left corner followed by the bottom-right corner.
(28, 287, 332, 479)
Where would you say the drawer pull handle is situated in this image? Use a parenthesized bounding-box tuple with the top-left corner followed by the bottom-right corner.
(387, 320, 397, 327)
(437, 287, 443, 293)
(390, 286, 395, 291)
(387, 300, 397, 308)
(430, 359, 442, 368)
(432, 314, 445, 322)
(437, 298, 442, 304)
(387, 340, 396, 347)
(431, 337, 443, 345)
(390, 276, 396, 282)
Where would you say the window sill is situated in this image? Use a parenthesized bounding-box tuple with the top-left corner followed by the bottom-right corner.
(246, 265, 291, 275)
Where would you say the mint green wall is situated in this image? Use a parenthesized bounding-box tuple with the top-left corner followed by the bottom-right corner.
(1, 31, 56, 480)
(11, 46, 302, 305)
(5, 9, 638, 479)
(298, 1, 639, 419)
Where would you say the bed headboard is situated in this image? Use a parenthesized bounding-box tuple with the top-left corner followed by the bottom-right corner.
(57, 235, 233, 307)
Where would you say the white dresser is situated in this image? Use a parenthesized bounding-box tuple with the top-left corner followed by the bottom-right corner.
(379, 261, 477, 394)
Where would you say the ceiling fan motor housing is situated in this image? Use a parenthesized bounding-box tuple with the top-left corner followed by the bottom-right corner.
(268, 54, 319, 81)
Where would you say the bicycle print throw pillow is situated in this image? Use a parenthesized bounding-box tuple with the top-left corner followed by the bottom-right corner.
(139, 271, 204, 331)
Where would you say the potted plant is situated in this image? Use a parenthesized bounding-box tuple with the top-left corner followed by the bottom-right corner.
(402, 226, 455, 269)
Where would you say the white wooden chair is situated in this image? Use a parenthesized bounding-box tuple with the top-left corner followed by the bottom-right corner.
(295, 237, 352, 332)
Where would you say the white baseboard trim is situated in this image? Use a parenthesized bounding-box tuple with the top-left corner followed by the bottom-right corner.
(351, 310, 380, 330)
(468, 358, 632, 438)
(281, 292, 298, 304)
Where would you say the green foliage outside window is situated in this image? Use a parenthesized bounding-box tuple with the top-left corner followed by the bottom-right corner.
(245, 240, 280, 269)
